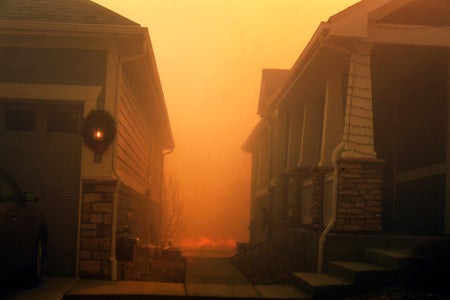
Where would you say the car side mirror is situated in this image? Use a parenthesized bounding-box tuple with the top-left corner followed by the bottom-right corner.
(23, 192, 39, 203)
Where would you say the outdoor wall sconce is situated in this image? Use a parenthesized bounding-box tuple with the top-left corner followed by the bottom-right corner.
(93, 128, 105, 141)
(81, 109, 117, 155)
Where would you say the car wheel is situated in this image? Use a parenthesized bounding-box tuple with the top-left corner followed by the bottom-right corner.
(24, 235, 45, 288)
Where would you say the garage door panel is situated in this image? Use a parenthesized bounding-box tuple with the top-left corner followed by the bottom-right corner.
(0, 135, 41, 152)
(0, 144, 81, 178)
(0, 100, 82, 277)
(41, 196, 79, 221)
(46, 221, 78, 276)
(0, 155, 41, 176)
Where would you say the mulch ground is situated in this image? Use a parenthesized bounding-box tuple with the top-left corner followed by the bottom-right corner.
(231, 244, 301, 285)
(119, 247, 186, 283)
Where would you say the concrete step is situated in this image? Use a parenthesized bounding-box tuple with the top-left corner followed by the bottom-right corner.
(364, 248, 417, 281)
(327, 260, 396, 287)
(364, 248, 415, 269)
(254, 285, 312, 299)
(292, 272, 351, 299)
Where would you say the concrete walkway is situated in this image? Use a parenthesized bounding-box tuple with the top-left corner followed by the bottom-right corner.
(184, 256, 309, 299)
(4, 257, 310, 299)
(184, 256, 260, 298)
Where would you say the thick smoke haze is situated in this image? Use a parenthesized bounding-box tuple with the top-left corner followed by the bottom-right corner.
(94, 0, 358, 247)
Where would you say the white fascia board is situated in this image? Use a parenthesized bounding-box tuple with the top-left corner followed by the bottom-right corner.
(328, 0, 396, 38)
(365, 23, 450, 47)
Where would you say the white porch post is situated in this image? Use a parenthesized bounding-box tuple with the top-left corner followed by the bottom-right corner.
(298, 94, 324, 167)
(342, 43, 377, 158)
(319, 67, 345, 167)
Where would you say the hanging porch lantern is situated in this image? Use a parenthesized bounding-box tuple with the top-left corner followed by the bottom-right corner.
(81, 109, 117, 155)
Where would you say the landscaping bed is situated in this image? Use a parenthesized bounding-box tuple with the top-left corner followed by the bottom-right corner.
(118, 246, 186, 283)
(231, 244, 300, 285)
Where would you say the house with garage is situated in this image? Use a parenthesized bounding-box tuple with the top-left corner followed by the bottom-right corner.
(0, 0, 173, 279)
(243, 0, 450, 277)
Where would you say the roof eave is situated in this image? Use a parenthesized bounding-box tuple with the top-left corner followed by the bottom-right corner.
(242, 119, 268, 152)
(142, 32, 175, 150)
(0, 20, 143, 36)
(271, 22, 331, 110)
(0, 20, 175, 149)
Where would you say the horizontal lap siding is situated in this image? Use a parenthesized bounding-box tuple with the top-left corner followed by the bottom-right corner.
(117, 75, 152, 196)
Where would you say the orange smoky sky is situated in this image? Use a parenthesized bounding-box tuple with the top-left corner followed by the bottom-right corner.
(94, 0, 359, 245)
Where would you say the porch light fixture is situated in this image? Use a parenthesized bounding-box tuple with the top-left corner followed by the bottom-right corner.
(81, 109, 117, 155)
(93, 128, 105, 141)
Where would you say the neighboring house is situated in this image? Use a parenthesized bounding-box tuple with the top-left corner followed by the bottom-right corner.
(0, 0, 174, 279)
(243, 0, 450, 272)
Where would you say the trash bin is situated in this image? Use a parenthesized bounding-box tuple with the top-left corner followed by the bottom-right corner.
(116, 237, 139, 261)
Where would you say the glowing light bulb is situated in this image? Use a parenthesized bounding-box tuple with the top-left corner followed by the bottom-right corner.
(93, 128, 104, 141)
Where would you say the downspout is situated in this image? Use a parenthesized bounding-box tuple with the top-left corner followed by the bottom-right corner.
(317, 141, 345, 273)
(315, 31, 349, 274)
(110, 35, 147, 280)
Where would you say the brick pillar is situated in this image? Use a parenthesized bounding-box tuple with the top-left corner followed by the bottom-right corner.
(276, 172, 289, 220)
(288, 167, 311, 226)
(335, 158, 385, 232)
(79, 178, 116, 279)
(271, 173, 290, 247)
(311, 167, 333, 230)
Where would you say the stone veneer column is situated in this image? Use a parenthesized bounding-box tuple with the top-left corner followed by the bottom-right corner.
(335, 158, 384, 232)
(335, 42, 385, 232)
(79, 178, 116, 279)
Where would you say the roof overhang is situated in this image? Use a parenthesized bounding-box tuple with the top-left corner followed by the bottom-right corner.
(0, 20, 143, 36)
(242, 119, 268, 152)
(270, 0, 423, 111)
(0, 20, 175, 150)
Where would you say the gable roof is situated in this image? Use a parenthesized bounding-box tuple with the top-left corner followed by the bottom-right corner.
(271, 0, 431, 110)
(0, 0, 138, 26)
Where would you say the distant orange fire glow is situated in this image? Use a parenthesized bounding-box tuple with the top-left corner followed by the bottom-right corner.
(180, 236, 236, 250)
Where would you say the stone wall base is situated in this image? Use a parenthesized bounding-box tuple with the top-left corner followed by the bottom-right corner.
(79, 178, 116, 279)
(335, 158, 385, 232)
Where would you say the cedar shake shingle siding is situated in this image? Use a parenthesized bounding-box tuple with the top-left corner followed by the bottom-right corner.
(0, 0, 138, 25)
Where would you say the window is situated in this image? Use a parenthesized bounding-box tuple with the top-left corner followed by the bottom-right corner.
(5, 110, 35, 131)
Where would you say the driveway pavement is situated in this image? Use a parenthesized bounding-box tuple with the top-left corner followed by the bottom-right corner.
(2, 276, 77, 300)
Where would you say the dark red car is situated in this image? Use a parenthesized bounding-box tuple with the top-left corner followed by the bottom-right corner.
(0, 169, 47, 287)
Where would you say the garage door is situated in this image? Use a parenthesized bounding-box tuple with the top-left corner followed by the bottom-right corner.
(0, 100, 83, 277)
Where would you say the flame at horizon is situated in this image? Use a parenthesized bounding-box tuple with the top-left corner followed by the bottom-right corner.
(180, 236, 236, 250)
